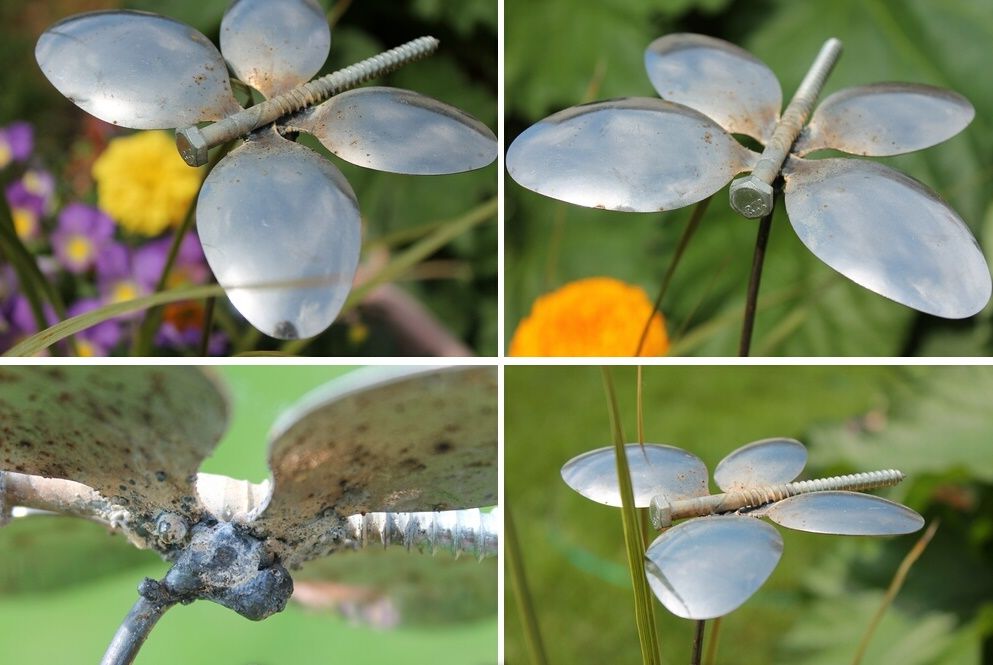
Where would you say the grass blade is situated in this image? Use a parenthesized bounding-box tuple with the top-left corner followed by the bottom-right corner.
(703, 616, 722, 665)
(601, 367, 662, 665)
(5, 283, 226, 356)
(507, 508, 549, 665)
(850, 519, 940, 665)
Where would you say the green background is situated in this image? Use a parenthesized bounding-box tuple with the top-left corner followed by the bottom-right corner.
(506, 365, 993, 663)
(505, 0, 993, 356)
(0, 366, 497, 664)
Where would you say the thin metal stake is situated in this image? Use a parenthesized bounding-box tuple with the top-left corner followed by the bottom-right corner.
(100, 594, 176, 665)
(690, 620, 706, 665)
(739, 198, 775, 357)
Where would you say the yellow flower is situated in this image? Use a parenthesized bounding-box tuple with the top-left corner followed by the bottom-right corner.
(510, 277, 669, 356)
(92, 131, 203, 236)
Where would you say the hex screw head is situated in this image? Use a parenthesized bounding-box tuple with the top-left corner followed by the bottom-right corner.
(175, 126, 209, 167)
(730, 176, 774, 219)
(649, 496, 673, 530)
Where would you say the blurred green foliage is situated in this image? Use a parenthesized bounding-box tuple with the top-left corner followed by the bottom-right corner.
(505, 365, 993, 663)
(0, 366, 496, 663)
(505, 0, 993, 356)
(0, 0, 496, 356)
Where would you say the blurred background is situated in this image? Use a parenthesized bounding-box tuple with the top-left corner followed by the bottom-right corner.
(0, 366, 497, 664)
(506, 365, 993, 663)
(505, 0, 993, 356)
(0, 0, 496, 356)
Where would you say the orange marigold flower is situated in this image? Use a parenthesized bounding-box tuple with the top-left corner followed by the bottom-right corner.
(510, 277, 669, 356)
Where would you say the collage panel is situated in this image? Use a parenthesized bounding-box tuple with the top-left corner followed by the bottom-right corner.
(0, 0, 497, 358)
(0, 365, 498, 663)
(505, 0, 993, 357)
(505, 365, 992, 663)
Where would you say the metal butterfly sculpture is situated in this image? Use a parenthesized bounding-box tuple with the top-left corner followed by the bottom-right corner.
(561, 438, 923, 619)
(0, 365, 497, 664)
(36, 0, 498, 340)
(508, 33, 991, 320)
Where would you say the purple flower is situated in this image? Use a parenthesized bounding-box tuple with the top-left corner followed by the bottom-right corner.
(95, 241, 157, 312)
(67, 298, 123, 356)
(5, 169, 55, 242)
(51, 203, 116, 273)
(0, 266, 59, 353)
(0, 122, 33, 169)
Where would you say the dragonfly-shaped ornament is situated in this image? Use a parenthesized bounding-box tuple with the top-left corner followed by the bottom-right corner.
(0, 365, 497, 664)
(36, 0, 498, 340)
(561, 438, 923, 619)
(508, 33, 990, 320)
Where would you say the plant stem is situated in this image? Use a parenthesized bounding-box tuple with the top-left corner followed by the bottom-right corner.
(507, 508, 549, 665)
(703, 616, 722, 665)
(602, 367, 662, 665)
(100, 594, 176, 665)
(131, 144, 231, 356)
(0, 199, 75, 353)
(690, 620, 706, 665)
(850, 520, 939, 665)
(636, 196, 710, 355)
(198, 295, 216, 356)
(738, 193, 777, 356)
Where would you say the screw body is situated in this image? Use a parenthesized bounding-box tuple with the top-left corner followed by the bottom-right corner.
(345, 507, 499, 560)
(650, 468, 905, 528)
(729, 37, 843, 218)
(176, 36, 441, 166)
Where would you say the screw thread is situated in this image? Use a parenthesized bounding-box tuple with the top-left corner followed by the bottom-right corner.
(177, 36, 440, 166)
(345, 507, 498, 560)
(730, 37, 842, 218)
(655, 468, 906, 526)
(726, 468, 905, 508)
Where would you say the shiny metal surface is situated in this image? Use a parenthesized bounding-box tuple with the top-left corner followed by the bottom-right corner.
(713, 438, 807, 492)
(291, 87, 497, 174)
(0, 367, 227, 519)
(195, 473, 270, 524)
(784, 157, 991, 318)
(644, 516, 783, 619)
(560, 443, 709, 507)
(764, 490, 925, 535)
(644, 33, 782, 142)
(254, 366, 496, 567)
(506, 98, 757, 212)
(196, 129, 361, 340)
(35, 10, 241, 129)
(796, 83, 974, 157)
(220, 0, 331, 99)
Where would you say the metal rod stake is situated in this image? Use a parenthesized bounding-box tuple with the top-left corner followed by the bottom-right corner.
(176, 36, 440, 166)
(729, 38, 842, 218)
(100, 594, 176, 665)
(739, 201, 774, 356)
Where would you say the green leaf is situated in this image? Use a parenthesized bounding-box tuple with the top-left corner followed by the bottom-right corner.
(506, 0, 663, 119)
(807, 366, 993, 483)
(778, 591, 976, 665)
